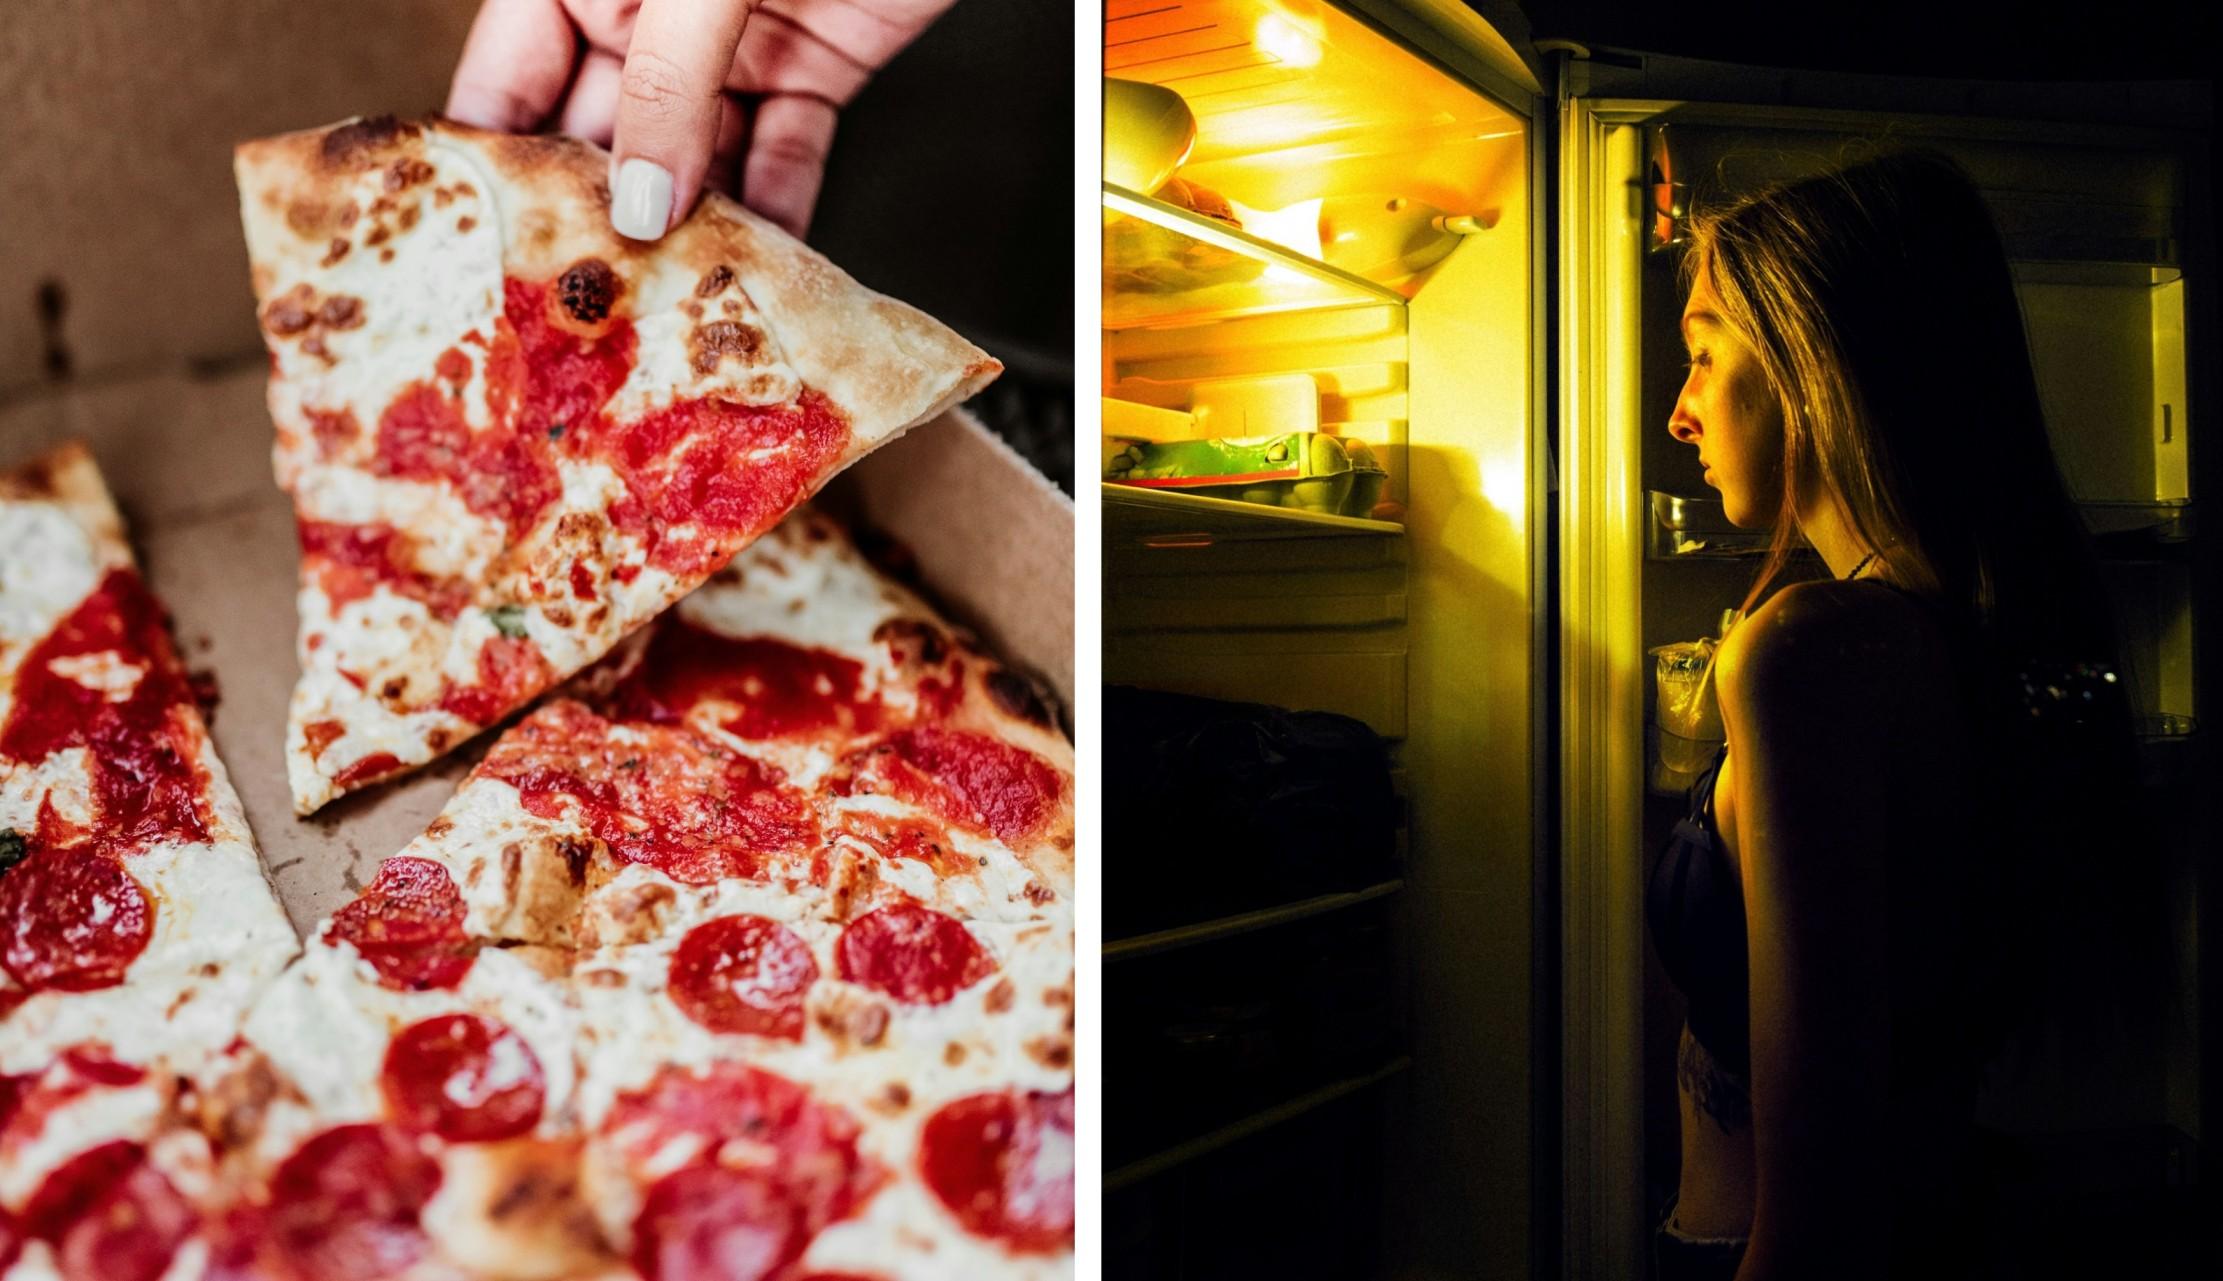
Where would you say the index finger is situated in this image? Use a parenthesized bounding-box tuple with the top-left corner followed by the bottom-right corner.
(609, 0, 759, 240)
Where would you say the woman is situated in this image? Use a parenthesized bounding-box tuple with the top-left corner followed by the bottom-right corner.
(1646, 149, 2145, 1278)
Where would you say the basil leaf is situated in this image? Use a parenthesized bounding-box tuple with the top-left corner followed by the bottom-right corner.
(547, 423, 566, 441)
(0, 830, 26, 878)
(488, 605, 528, 639)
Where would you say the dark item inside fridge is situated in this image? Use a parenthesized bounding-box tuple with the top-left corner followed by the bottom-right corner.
(1103, 685, 1400, 939)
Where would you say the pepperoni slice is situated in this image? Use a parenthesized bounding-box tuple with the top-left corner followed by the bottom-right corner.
(21, 1140, 144, 1243)
(604, 1063, 878, 1243)
(876, 726, 1063, 847)
(919, 1087, 1074, 1253)
(0, 846, 153, 993)
(267, 1124, 441, 1281)
(605, 622, 883, 741)
(380, 1013, 545, 1142)
(834, 905, 994, 1006)
(667, 915, 818, 1040)
(324, 857, 473, 990)
(52, 1154, 196, 1281)
(631, 1165, 806, 1281)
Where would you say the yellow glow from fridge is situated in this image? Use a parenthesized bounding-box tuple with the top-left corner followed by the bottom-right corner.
(1480, 459, 1525, 524)
(1234, 197, 1325, 259)
(1254, 12, 1323, 69)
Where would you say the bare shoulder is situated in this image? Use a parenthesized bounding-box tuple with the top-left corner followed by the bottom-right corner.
(1715, 579, 1954, 731)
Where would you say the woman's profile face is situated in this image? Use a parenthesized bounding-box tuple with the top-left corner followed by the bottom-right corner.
(1669, 263, 1785, 528)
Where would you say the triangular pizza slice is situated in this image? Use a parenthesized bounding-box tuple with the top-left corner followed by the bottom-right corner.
(234, 115, 1000, 814)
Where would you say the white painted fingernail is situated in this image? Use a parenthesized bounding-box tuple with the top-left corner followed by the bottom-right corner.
(611, 158, 673, 240)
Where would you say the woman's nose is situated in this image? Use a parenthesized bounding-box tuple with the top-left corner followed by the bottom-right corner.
(1668, 397, 1701, 445)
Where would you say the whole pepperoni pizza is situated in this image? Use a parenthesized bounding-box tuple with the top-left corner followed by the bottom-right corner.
(233, 116, 1001, 816)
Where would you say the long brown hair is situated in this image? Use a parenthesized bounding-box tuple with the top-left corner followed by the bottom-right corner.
(1683, 149, 2154, 1069)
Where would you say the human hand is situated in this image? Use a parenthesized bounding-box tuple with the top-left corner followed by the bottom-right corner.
(446, 0, 957, 241)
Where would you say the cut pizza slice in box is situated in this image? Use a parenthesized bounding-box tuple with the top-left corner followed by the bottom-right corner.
(234, 116, 1002, 815)
(0, 443, 299, 1078)
(0, 443, 301, 1279)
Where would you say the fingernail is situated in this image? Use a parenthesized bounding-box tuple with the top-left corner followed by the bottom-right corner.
(611, 158, 673, 240)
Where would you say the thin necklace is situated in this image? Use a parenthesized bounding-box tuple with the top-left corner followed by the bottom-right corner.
(1844, 551, 1878, 581)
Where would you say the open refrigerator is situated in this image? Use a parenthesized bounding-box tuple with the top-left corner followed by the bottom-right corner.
(1100, 3, 2212, 1278)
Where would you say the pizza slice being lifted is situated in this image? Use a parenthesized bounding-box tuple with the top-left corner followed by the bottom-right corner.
(235, 115, 1000, 815)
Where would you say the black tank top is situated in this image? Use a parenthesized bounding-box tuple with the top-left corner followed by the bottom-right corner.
(1647, 741, 1748, 1074)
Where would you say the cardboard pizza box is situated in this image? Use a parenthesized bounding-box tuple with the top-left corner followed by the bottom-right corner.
(0, 370, 1072, 931)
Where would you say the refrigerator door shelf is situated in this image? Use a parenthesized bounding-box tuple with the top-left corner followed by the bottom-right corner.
(1646, 489, 1780, 558)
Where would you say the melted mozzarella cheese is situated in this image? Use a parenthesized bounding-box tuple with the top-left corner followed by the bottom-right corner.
(244, 939, 580, 1131)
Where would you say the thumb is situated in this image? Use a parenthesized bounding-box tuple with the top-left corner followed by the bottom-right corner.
(609, 0, 758, 241)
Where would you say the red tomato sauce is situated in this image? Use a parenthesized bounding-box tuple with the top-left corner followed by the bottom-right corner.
(438, 633, 549, 727)
(295, 521, 471, 620)
(481, 702, 816, 886)
(834, 810, 966, 879)
(0, 569, 211, 856)
(602, 389, 849, 578)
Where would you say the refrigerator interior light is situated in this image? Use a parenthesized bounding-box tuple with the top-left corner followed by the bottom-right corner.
(1252, 10, 1323, 69)
(1229, 196, 1326, 259)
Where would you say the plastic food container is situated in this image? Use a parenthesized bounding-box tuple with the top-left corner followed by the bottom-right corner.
(1104, 433, 1388, 518)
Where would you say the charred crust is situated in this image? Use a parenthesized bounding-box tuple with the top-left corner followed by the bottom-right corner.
(261, 286, 316, 336)
(873, 618, 948, 667)
(1027, 1036, 1073, 1071)
(317, 295, 364, 330)
(987, 667, 1052, 727)
(319, 115, 418, 169)
(383, 156, 436, 193)
(557, 839, 593, 886)
(688, 319, 763, 377)
(557, 259, 621, 324)
(696, 264, 735, 298)
(320, 238, 352, 268)
(425, 817, 455, 840)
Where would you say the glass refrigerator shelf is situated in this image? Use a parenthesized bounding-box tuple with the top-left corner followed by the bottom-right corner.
(1103, 182, 1405, 331)
(1104, 481, 1405, 544)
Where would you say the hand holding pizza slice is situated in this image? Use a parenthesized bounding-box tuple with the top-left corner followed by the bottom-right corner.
(234, 115, 999, 814)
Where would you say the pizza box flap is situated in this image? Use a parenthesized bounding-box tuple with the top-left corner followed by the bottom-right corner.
(0, 364, 1071, 933)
